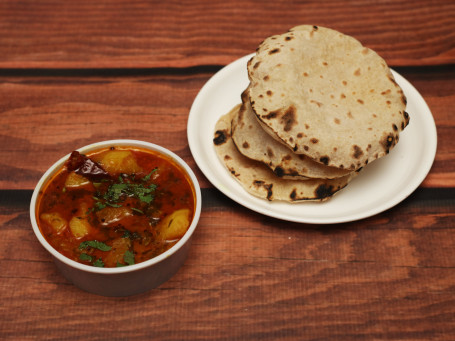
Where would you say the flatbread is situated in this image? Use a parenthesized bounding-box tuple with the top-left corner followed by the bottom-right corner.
(213, 105, 356, 202)
(231, 88, 352, 180)
(247, 25, 409, 170)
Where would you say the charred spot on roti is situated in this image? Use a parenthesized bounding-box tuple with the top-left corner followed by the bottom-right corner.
(380, 132, 396, 152)
(319, 156, 330, 165)
(304, 145, 309, 151)
(315, 184, 334, 199)
(214, 129, 228, 145)
(267, 90, 273, 96)
(404, 111, 410, 124)
(263, 75, 270, 81)
(297, 132, 304, 138)
(313, 25, 318, 30)
(253, 61, 261, 69)
(263, 110, 279, 120)
(354, 68, 361, 76)
(352, 145, 364, 159)
(401, 95, 407, 105)
(342, 80, 347, 86)
(340, 93, 346, 99)
(392, 124, 398, 131)
(381, 89, 391, 95)
(303, 72, 309, 77)
(269, 48, 280, 55)
(290, 189, 297, 200)
(273, 166, 284, 177)
(227, 166, 239, 177)
(285, 36, 294, 41)
(357, 99, 364, 104)
(253, 180, 274, 200)
(267, 147, 274, 157)
(310, 138, 318, 144)
(281, 106, 297, 132)
(242, 142, 249, 149)
(224, 155, 232, 161)
(334, 118, 340, 124)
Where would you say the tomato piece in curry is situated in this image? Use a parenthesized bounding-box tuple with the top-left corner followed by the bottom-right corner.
(36, 146, 196, 268)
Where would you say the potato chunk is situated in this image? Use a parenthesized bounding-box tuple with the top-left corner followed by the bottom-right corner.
(64, 172, 91, 189)
(95, 150, 142, 175)
(158, 209, 191, 241)
(69, 202, 92, 239)
(69, 216, 91, 239)
(40, 212, 67, 233)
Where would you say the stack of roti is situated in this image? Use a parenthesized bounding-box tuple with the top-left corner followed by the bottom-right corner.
(213, 25, 410, 202)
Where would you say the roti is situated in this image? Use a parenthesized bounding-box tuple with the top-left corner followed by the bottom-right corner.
(231, 88, 352, 180)
(247, 25, 409, 170)
(213, 105, 356, 202)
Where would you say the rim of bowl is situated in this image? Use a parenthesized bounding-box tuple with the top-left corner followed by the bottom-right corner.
(30, 139, 202, 274)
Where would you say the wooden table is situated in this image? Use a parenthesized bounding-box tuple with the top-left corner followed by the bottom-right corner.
(1, 1, 454, 340)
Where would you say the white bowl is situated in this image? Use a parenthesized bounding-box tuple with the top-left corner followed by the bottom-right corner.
(30, 140, 202, 296)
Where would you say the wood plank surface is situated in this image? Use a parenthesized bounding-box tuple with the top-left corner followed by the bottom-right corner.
(0, 66, 453, 190)
(1, 1, 455, 340)
(1, 188, 455, 340)
(0, 0, 454, 69)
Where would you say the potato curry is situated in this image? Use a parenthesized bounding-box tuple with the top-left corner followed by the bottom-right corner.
(36, 146, 196, 268)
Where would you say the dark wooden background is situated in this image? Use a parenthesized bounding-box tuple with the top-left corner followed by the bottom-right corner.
(1, 1, 454, 340)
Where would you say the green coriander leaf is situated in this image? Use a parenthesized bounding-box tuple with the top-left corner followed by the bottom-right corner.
(94, 201, 106, 211)
(116, 262, 126, 267)
(105, 202, 122, 208)
(123, 250, 135, 265)
(131, 207, 144, 214)
(79, 253, 93, 262)
(79, 240, 112, 251)
(142, 168, 158, 182)
(138, 194, 153, 204)
(93, 258, 105, 267)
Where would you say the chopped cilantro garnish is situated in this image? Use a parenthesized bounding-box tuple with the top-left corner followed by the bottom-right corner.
(79, 253, 93, 262)
(94, 201, 106, 211)
(142, 168, 158, 182)
(131, 207, 144, 214)
(93, 258, 105, 267)
(79, 240, 112, 251)
(89, 169, 158, 216)
(104, 182, 156, 204)
(123, 250, 135, 265)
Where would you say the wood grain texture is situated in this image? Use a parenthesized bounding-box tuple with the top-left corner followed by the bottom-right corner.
(0, 0, 454, 69)
(1, 189, 455, 340)
(0, 66, 453, 190)
(0, 2, 454, 340)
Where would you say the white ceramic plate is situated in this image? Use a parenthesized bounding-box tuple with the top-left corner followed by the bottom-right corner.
(187, 54, 437, 224)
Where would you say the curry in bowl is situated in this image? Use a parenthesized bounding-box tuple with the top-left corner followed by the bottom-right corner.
(35, 145, 197, 268)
